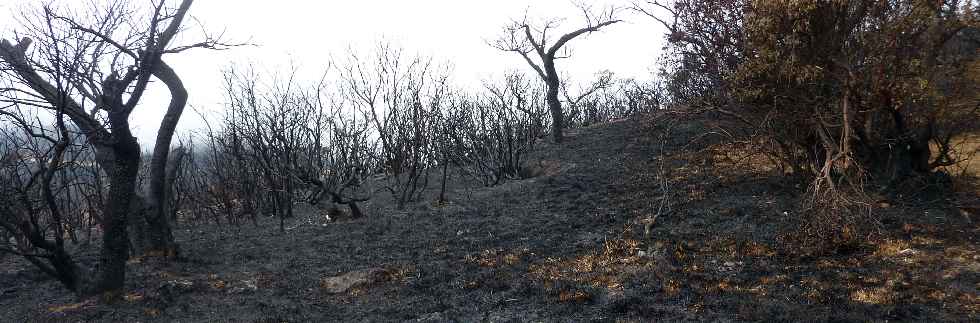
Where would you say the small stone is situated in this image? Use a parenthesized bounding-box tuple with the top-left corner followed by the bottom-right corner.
(319, 268, 387, 294)
(416, 312, 450, 322)
(229, 279, 259, 294)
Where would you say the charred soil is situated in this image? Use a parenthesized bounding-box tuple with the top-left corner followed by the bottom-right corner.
(1, 116, 977, 322)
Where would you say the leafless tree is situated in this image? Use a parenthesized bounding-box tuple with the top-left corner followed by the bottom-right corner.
(566, 72, 663, 126)
(562, 69, 615, 126)
(194, 63, 378, 228)
(338, 44, 448, 209)
(293, 72, 374, 219)
(443, 72, 545, 186)
(219, 67, 308, 231)
(178, 105, 260, 227)
(0, 0, 231, 295)
(0, 104, 89, 293)
(494, 3, 621, 143)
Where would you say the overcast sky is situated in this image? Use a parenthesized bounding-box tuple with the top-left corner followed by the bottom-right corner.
(0, 0, 664, 144)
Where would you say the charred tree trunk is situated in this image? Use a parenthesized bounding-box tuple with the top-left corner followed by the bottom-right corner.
(14, 220, 88, 293)
(438, 156, 449, 205)
(543, 60, 563, 143)
(0, 0, 215, 297)
(126, 197, 150, 257)
(165, 147, 187, 226)
(328, 191, 367, 219)
(494, 11, 620, 144)
(96, 126, 141, 294)
(141, 45, 188, 259)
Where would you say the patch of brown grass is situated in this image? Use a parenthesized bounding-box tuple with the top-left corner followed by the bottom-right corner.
(743, 241, 776, 257)
(207, 273, 226, 290)
(850, 286, 896, 305)
(47, 298, 97, 315)
(143, 308, 162, 317)
(123, 291, 144, 303)
(463, 248, 533, 269)
(873, 239, 913, 258)
(383, 264, 417, 283)
(47, 302, 86, 315)
(662, 279, 682, 297)
(557, 289, 592, 303)
(528, 238, 648, 302)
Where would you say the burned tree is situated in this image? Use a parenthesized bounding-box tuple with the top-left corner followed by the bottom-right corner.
(443, 72, 546, 186)
(339, 44, 448, 209)
(214, 65, 377, 227)
(293, 73, 374, 220)
(0, 0, 229, 295)
(0, 106, 90, 293)
(494, 4, 621, 143)
(219, 67, 306, 231)
(561, 69, 616, 127)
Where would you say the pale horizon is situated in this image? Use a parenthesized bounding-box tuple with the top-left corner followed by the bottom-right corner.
(0, 0, 665, 145)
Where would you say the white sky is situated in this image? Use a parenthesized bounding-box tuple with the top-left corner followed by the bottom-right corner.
(0, 0, 664, 144)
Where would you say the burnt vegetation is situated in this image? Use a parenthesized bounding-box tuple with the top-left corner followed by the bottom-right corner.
(0, 0, 977, 322)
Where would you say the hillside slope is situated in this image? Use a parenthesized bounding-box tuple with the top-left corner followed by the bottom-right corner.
(1, 116, 977, 322)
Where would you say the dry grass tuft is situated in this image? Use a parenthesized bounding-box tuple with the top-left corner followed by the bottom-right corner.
(557, 289, 592, 303)
(207, 273, 226, 290)
(383, 264, 417, 283)
(850, 287, 896, 305)
(47, 302, 85, 315)
(463, 248, 533, 269)
(662, 279, 682, 297)
(873, 239, 913, 258)
(123, 291, 144, 303)
(143, 308, 161, 317)
(742, 241, 776, 257)
(528, 238, 647, 301)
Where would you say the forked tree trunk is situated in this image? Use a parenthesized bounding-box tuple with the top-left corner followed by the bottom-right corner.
(496, 17, 620, 144)
(0, 0, 200, 297)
